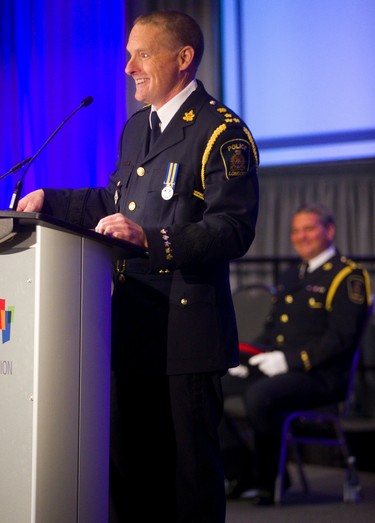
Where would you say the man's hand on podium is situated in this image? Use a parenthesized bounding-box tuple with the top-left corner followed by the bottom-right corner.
(17, 189, 45, 212)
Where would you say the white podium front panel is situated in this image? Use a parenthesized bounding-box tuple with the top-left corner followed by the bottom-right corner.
(1, 239, 36, 522)
(0, 224, 112, 523)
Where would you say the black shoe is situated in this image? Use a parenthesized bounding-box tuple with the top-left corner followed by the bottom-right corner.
(225, 477, 253, 499)
(226, 468, 292, 502)
(242, 471, 291, 506)
(243, 489, 274, 506)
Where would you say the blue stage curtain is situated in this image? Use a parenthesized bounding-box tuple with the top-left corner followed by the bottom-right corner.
(0, 0, 126, 210)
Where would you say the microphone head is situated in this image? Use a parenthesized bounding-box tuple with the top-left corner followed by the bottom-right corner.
(80, 96, 94, 107)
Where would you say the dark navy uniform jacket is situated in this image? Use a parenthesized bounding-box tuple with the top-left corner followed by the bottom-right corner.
(42, 80, 259, 376)
(253, 252, 371, 396)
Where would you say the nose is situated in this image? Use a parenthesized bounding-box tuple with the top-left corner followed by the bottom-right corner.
(295, 233, 305, 243)
(125, 58, 132, 76)
(125, 55, 138, 76)
(291, 231, 305, 245)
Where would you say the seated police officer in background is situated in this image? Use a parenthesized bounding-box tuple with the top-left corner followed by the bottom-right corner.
(220, 202, 371, 504)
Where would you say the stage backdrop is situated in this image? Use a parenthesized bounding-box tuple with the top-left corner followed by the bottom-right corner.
(0, 0, 126, 210)
(221, 0, 375, 166)
(1, 1, 374, 207)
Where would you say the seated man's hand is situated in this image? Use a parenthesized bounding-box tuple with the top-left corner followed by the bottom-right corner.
(249, 351, 288, 377)
(228, 364, 250, 378)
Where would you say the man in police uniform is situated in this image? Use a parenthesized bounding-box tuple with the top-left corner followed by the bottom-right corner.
(16, 10, 259, 523)
(220, 202, 371, 504)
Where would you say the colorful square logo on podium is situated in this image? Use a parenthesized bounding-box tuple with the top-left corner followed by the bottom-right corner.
(0, 299, 14, 344)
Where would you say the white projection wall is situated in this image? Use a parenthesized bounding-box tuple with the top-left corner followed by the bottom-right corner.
(221, 0, 375, 166)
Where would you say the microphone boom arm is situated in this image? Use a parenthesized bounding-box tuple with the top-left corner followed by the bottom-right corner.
(8, 96, 94, 210)
(0, 157, 32, 181)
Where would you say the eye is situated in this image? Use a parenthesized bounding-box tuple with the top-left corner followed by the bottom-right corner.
(139, 51, 150, 60)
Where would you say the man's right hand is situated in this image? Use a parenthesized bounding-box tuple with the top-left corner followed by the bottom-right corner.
(16, 189, 45, 212)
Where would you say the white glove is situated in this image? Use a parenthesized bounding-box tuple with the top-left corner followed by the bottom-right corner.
(228, 364, 250, 378)
(249, 351, 288, 377)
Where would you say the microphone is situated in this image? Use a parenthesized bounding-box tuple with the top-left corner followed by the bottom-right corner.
(8, 95, 94, 210)
(0, 157, 33, 181)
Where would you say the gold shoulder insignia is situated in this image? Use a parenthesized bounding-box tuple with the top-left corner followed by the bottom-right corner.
(183, 110, 195, 122)
(341, 256, 359, 269)
(323, 262, 333, 271)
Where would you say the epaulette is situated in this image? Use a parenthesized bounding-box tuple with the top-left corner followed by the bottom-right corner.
(127, 104, 151, 121)
(206, 99, 243, 125)
(340, 255, 362, 270)
(199, 101, 259, 192)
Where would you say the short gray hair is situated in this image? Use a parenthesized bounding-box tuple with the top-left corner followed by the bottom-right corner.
(294, 202, 335, 227)
(134, 10, 204, 70)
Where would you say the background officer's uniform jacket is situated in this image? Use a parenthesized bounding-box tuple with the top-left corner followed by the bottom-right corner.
(254, 252, 371, 396)
(41, 80, 259, 376)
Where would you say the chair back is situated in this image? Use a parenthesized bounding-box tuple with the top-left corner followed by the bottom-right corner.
(232, 283, 276, 341)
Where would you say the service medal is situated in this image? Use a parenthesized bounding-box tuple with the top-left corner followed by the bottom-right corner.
(161, 185, 174, 200)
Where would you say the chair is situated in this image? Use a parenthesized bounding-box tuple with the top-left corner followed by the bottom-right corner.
(224, 283, 276, 431)
(274, 295, 375, 505)
(232, 283, 276, 342)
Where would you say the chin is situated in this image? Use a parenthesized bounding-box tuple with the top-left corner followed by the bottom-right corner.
(134, 88, 148, 102)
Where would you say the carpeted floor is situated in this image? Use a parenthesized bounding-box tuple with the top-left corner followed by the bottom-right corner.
(226, 463, 375, 523)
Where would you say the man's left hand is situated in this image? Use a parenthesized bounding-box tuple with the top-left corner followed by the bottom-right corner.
(95, 213, 148, 248)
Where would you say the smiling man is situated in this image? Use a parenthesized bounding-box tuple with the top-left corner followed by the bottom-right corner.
(125, 17, 199, 110)
(17, 10, 259, 523)
(220, 202, 371, 504)
(290, 203, 336, 266)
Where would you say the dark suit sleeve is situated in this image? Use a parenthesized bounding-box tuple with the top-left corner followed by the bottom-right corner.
(145, 125, 259, 271)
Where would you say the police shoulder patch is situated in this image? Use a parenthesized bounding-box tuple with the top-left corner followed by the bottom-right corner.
(220, 139, 250, 179)
(347, 274, 366, 304)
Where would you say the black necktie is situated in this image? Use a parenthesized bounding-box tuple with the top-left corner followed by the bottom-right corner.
(148, 111, 161, 151)
(299, 262, 309, 279)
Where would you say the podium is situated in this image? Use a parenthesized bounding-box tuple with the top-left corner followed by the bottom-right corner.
(0, 211, 143, 523)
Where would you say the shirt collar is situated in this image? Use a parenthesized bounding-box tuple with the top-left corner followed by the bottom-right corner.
(307, 245, 336, 273)
(151, 79, 198, 132)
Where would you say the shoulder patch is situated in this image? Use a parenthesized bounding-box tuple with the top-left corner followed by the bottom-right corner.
(347, 275, 366, 304)
(220, 139, 250, 179)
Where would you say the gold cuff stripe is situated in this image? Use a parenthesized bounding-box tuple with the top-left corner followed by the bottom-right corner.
(301, 350, 311, 371)
(193, 190, 204, 200)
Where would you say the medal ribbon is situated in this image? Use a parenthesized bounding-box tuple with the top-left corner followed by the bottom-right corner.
(163, 162, 179, 192)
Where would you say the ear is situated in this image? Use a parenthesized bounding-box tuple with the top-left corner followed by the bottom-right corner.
(178, 46, 195, 71)
(327, 223, 336, 241)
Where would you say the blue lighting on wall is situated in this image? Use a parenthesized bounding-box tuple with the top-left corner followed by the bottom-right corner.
(0, 0, 126, 210)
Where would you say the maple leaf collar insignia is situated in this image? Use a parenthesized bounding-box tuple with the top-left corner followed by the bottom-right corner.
(182, 110, 195, 122)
